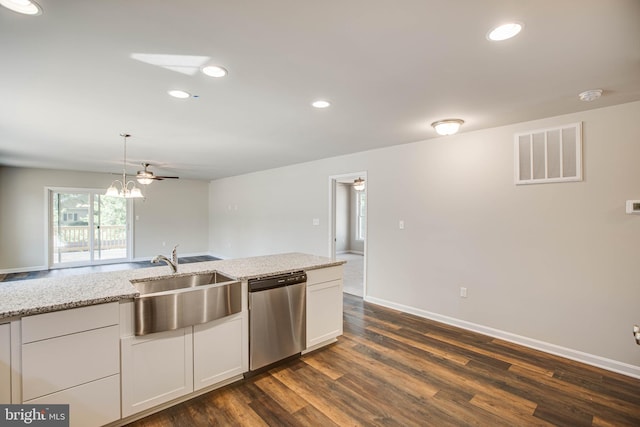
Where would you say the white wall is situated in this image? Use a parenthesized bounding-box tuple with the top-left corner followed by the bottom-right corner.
(0, 167, 209, 270)
(209, 101, 640, 374)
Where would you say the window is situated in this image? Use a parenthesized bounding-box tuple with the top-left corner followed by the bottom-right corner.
(356, 191, 366, 241)
(49, 189, 131, 267)
(515, 122, 582, 185)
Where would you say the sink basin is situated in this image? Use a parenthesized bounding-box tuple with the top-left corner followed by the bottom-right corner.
(131, 271, 241, 336)
(132, 271, 235, 295)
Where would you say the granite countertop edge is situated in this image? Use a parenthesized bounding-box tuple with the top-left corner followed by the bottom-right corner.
(0, 253, 346, 320)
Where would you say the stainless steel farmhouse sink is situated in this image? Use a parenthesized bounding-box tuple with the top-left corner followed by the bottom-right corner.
(131, 271, 241, 336)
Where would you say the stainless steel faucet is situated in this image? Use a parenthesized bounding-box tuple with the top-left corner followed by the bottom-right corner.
(151, 244, 179, 273)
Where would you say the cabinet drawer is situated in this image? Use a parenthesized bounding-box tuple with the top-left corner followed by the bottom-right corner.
(25, 374, 120, 427)
(22, 303, 118, 344)
(22, 325, 119, 401)
(306, 265, 343, 286)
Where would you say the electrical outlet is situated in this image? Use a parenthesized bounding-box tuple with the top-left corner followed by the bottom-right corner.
(460, 287, 467, 298)
(399, 220, 405, 230)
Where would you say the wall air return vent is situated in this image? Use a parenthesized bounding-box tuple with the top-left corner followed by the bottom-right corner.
(514, 122, 582, 185)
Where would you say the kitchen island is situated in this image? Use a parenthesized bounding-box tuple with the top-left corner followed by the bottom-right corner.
(0, 253, 345, 427)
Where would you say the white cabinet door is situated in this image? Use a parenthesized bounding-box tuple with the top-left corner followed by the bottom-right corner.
(0, 323, 10, 404)
(121, 328, 193, 418)
(193, 313, 246, 391)
(307, 279, 343, 349)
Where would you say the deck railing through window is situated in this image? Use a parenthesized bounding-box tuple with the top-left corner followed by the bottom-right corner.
(54, 225, 127, 252)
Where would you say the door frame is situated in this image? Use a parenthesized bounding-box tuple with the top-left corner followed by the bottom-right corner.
(328, 171, 368, 297)
(45, 187, 134, 269)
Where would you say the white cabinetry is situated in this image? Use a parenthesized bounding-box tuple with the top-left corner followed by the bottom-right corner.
(306, 265, 344, 350)
(21, 303, 120, 427)
(121, 328, 193, 418)
(119, 299, 248, 419)
(193, 313, 246, 391)
(0, 323, 10, 403)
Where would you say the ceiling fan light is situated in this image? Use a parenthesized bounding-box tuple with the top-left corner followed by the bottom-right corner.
(136, 170, 154, 185)
(431, 119, 464, 136)
(353, 177, 365, 191)
(137, 176, 153, 185)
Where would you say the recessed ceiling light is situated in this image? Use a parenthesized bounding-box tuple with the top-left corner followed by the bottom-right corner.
(0, 0, 42, 15)
(202, 65, 228, 78)
(168, 90, 191, 99)
(578, 89, 603, 102)
(312, 100, 331, 109)
(487, 23, 523, 41)
(431, 119, 464, 136)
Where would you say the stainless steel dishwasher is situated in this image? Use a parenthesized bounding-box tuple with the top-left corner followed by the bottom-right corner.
(248, 271, 306, 372)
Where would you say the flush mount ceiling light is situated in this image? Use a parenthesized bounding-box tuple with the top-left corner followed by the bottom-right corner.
(578, 89, 603, 102)
(168, 89, 191, 99)
(0, 0, 42, 15)
(312, 100, 331, 109)
(353, 177, 365, 191)
(432, 119, 464, 136)
(202, 65, 228, 78)
(487, 22, 523, 41)
(106, 134, 144, 199)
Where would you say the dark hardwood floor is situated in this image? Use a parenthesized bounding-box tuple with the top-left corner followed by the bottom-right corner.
(127, 294, 640, 426)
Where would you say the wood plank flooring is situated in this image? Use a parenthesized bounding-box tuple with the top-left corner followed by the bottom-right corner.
(127, 294, 640, 426)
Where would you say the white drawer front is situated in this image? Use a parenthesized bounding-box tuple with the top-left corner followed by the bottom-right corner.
(22, 302, 118, 344)
(22, 325, 119, 401)
(25, 374, 120, 427)
(306, 265, 343, 286)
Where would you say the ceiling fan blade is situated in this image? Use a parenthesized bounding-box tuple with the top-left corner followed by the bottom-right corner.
(155, 175, 179, 179)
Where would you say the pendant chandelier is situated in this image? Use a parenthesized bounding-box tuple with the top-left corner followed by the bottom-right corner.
(105, 133, 144, 198)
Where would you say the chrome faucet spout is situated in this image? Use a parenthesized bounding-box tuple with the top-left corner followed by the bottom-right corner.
(151, 245, 179, 273)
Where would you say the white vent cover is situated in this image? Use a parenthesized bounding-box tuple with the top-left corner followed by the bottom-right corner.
(514, 122, 582, 185)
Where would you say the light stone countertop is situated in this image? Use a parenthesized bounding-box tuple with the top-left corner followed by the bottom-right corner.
(0, 252, 345, 320)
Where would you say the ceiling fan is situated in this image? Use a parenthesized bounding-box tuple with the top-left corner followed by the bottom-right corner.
(136, 163, 180, 185)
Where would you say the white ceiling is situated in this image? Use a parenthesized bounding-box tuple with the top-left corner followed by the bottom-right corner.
(1, 0, 639, 181)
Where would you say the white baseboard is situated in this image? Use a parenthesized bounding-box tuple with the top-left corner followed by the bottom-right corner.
(0, 265, 47, 274)
(364, 295, 640, 380)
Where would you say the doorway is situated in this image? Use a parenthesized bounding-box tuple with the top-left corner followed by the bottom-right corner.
(329, 172, 367, 297)
(48, 188, 132, 268)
